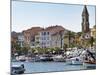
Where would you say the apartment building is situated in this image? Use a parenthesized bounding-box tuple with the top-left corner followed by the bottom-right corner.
(37, 25, 66, 48)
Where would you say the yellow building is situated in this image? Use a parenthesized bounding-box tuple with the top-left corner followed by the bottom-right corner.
(91, 25, 96, 39)
(63, 31, 69, 48)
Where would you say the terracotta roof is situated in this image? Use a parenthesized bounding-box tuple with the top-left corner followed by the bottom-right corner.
(23, 25, 65, 35)
(23, 27, 43, 35)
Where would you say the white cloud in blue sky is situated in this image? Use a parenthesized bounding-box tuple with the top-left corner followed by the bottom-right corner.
(12, 1, 96, 32)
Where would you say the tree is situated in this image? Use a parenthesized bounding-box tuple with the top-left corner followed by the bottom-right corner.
(88, 37, 95, 47)
(77, 32, 82, 37)
(63, 43, 68, 51)
(54, 47, 61, 54)
(35, 41, 40, 47)
(21, 46, 29, 55)
(11, 41, 21, 56)
(31, 48, 35, 54)
(64, 31, 75, 48)
(49, 48, 55, 54)
(75, 32, 83, 47)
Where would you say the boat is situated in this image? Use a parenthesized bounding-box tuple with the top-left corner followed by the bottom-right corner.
(34, 55, 41, 62)
(66, 56, 83, 65)
(25, 57, 35, 62)
(71, 57, 83, 65)
(53, 55, 66, 62)
(16, 55, 26, 62)
(19, 59, 26, 62)
(84, 60, 96, 64)
(39, 55, 53, 62)
(11, 64, 25, 74)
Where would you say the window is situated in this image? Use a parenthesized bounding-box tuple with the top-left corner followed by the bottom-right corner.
(44, 32, 46, 35)
(47, 32, 49, 35)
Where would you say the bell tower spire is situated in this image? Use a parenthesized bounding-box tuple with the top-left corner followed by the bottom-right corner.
(81, 5, 90, 33)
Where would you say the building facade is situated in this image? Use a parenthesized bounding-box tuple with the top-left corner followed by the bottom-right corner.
(23, 27, 43, 48)
(91, 25, 96, 39)
(38, 25, 65, 48)
(17, 33, 24, 47)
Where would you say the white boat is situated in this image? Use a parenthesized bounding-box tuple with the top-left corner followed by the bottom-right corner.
(11, 64, 25, 74)
(66, 56, 83, 65)
(53, 55, 66, 62)
(16, 55, 26, 62)
(25, 57, 35, 62)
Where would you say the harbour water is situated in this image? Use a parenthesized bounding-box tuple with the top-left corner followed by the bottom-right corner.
(11, 61, 96, 74)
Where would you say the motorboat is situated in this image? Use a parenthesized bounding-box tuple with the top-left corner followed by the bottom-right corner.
(16, 55, 26, 62)
(53, 55, 66, 62)
(39, 55, 53, 62)
(11, 64, 25, 74)
(66, 56, 83, 65)
(71, 57, 83, 65)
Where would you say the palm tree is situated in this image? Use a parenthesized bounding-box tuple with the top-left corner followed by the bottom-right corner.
(63, 43, 68, 51)
(64, 31, 75, 48)
(11, 41, 22, 56)
(21, 46, 29, 55)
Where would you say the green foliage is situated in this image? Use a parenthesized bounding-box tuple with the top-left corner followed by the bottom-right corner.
(11, 41, 21, 50)
(69, 44, 76, 48)
(21, 47, 29, 55)
(88, 37, 95, 47)
(63, 43, 68, 50)
(77, 32, 82, 37)
(31, 48, 35, 53)
(64, 31, 76, 48)
(54, 47, 61, 51)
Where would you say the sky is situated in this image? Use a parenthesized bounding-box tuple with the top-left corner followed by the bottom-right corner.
(12, 1, 96, 32)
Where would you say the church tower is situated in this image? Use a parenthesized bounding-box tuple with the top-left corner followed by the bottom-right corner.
(81, 5, 90, 33)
